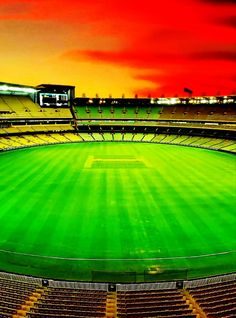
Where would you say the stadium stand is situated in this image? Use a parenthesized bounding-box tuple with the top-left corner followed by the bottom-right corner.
(74, 96, 236, 123)
(79, 132, 95, 141)
(123, 133, 134, 141)
(2, 89, 235, 153)
(64, 132, 84, 142)
(187, 280, 236, 318)
(159, 104, 236, 122)
(0, 94, 73, 120)
(102, 132, 113, 141)
(27, 289, 107, 318)
(0, 277, 44, 318)
(113, 132, 124, 141)
(0, 129, 236, 152)
(1, 273, 236, 318)
(92, 132, 105, 141)
(116, 289, 197, 318)
(0, 131, 235, 153)
(142, 133, 155, 142)
(132, 133, 144, 142)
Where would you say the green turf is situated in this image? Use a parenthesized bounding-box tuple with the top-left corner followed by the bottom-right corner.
(0, 142, 235, 282)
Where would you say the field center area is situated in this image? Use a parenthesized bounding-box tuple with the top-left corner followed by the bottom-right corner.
(0, 142, 235, 282)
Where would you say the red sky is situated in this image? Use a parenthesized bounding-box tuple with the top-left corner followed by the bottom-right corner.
(0, 0, 235, 97)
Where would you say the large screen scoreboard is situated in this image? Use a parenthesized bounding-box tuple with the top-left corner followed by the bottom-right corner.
(39, 92, 68, 107)
(36, 84, 75, 108)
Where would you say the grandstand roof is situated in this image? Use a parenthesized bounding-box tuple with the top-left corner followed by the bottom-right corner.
(0, 81, 36, 89)
(0, 82, 38, 96)
(36, 84, 75, 90)
(36, 84, 75, 100)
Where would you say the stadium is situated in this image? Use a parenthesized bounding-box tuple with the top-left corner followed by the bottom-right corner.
(0, 81, 235, 318)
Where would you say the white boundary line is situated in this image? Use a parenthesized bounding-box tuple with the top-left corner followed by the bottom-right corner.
(0, 248, 235, 261)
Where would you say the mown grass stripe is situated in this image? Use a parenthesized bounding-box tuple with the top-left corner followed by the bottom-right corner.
(0, 142, 235, 280)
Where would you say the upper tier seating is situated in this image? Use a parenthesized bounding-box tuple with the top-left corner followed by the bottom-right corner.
(74, 105, 163, 121)
(159, 104, 236, 122)
(0, 95, 72, 119)
(74, 104, 236, 122)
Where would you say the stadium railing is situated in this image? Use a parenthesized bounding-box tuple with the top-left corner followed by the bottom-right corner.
(0, 248, 236, 283)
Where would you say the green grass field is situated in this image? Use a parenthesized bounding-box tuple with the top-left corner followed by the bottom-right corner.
(0, 142, 235, 282)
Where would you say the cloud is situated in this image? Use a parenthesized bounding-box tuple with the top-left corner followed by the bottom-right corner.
(133, 70, 236, 96)
(0, 0, 34, 19)
(63, 47, 236, 70)
(201, 0, 236, 4)
(1, 0, 236, 96)
(62, 46, 236, 96)
(217, 16, 236, 28)
(62, 49, 186, 70)
(190, 50, 236, 61)
(0, 2, 31, 15)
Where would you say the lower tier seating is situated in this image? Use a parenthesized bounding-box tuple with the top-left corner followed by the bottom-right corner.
(0, 276, 236, 317)
(0, 124, 74, 135)
(0, 133, 235, 153)
(188, 280, 236, 318)
(117, 289, 196, 318)
(0, 277, 43, 318)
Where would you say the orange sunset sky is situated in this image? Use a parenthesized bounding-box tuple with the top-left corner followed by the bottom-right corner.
(0, 0, 235, 97)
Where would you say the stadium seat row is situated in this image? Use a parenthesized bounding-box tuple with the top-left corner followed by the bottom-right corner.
(1, 276, 236, 318)
(0, 133, 235, 153)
